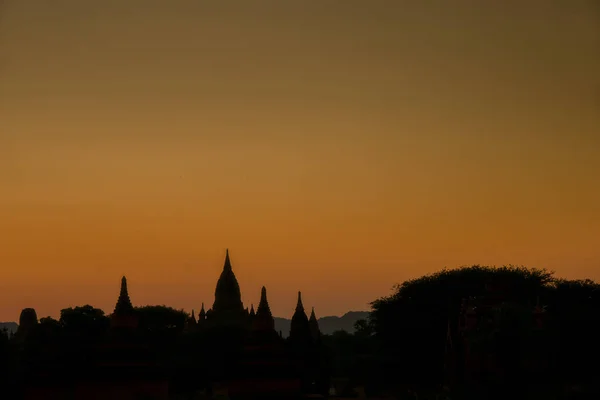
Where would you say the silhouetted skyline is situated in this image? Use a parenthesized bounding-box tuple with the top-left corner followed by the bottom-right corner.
(1, 1, 599, 320)
(3, 263, 599, 399)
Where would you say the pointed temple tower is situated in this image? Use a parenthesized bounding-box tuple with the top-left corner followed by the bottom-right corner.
(111, 276, 138, 330)
(197, 303, 206, 330)
(95, 276, 168, 399)
(309, 307, 322, 344)
(23, 277, 169, 400)
(210, 249, 246, 327)
(289, 291, 312, 346)
(252, 287, 276, 334)
(246, 304, 255, 331)
(307, 306, 329, 396)
(185, 310, 197, 332)
(189, 250, 328, 397)
(226, 286, 303, 398)
(288, 293, 324, 395)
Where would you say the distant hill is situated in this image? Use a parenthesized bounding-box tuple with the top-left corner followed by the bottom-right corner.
(0, 322, 18, 334)
(274, 311, 370, 337)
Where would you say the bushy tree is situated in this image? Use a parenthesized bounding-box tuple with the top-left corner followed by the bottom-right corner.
(59, 305, 110, 339)
(135, 305, 188, 333)
(369, 265, 554, 390)
(367, 265, 599, 395)
(546, 278, 600, 385)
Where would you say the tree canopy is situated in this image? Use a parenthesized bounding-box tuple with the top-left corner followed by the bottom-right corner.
(366, 265, 600, 394)
(135, 305, 188, 333)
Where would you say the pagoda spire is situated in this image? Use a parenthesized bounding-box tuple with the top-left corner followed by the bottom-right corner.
(290, 290, 310, 342)
(114, 276, 134, 315)
(212, 249, 244, 315)
(296, 291, 305, 312)
(110, 276, 138, 329)
(257, 287, 272, 318)
(185, 309, 197, 331)
(309, 306, 321, 341)
(199, 303, 206, 321)
(253, 286, 275, 332)
(224, 248, 232, 271)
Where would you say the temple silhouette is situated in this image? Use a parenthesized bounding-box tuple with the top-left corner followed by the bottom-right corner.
(16, 249, 329, 400)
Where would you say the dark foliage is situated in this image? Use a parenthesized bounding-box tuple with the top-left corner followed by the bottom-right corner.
(135, 305, 188, 334)
(364, 265, 600, 398)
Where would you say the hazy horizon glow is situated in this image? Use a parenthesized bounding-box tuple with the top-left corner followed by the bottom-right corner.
(1, 1, 599, 321)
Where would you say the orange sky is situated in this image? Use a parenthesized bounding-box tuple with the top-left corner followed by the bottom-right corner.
(1, 1, 599, 322)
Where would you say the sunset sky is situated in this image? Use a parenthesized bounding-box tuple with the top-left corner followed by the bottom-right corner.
(1, 1, 599, 322)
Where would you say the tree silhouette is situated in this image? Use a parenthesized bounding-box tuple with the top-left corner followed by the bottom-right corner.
(353, 319, 373, 337)
(60, 305, 110, 339)
(135, 305, 188, 334)
(365, 265, 600, 397)
(546, 278, 600, 387)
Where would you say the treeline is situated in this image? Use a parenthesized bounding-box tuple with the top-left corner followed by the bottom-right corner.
(0, 305, 192, 395)
(0, 304, 328, 396)
(321, 265, 600, 399)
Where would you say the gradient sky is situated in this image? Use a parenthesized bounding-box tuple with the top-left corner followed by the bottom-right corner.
(1, 1, 599, 322)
